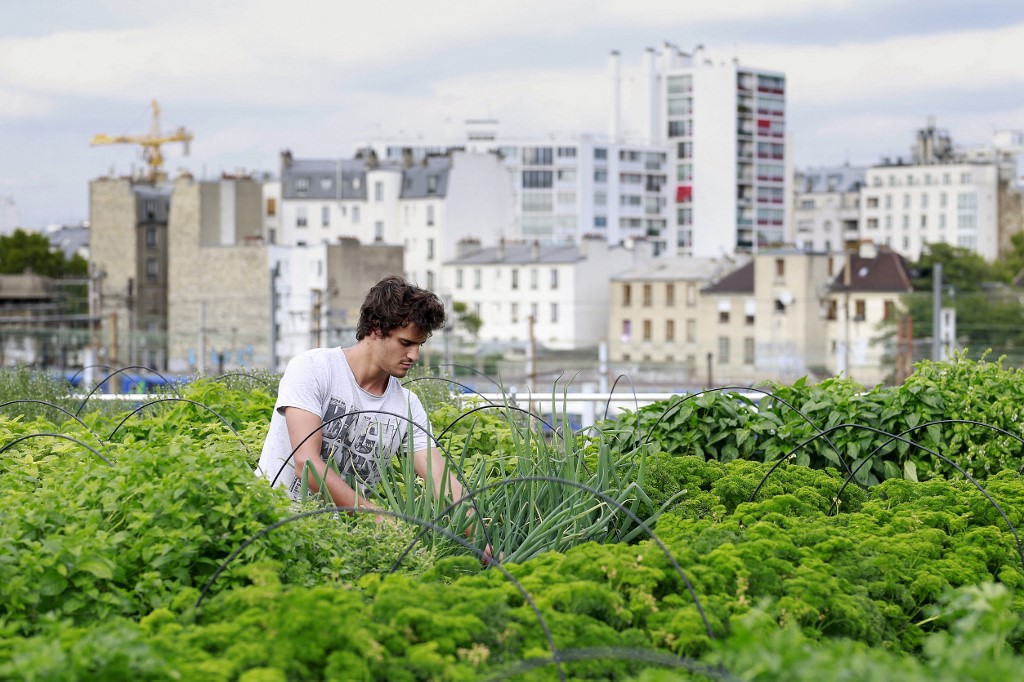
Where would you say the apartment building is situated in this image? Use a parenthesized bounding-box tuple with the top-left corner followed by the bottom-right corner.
(89, 178, 173, 369)
(697, 250, 833, 385)
(608, 257, 734, 380)
(825, 243, 913, 387)
(368, 132, 670, 249)
(615, 43, 788, 256)
(792, 165, 865, 253)
(277, 149, 512, 293)
(860, 120, 1001, 262)
(442, 236, 639, 351)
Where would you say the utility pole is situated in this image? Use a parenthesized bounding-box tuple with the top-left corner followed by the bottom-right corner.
(311, 288, 323, 348)
(269, 263, 279, 372)
(932, 263, 943, 361)
(198, 301, 206, 375)
(527, 314, 537, 388)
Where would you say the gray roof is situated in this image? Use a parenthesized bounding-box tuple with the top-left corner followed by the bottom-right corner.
(794, 164, 866, 194)
(445, 242, 585, 266)
(282, 155, 451, 201)
(611, 256, 733, 282)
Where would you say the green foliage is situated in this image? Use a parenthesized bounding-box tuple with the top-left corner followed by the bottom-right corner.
(3, 364, 1024, 680)
(0, 228, 88, 278)
(614, 355, 1024, 486)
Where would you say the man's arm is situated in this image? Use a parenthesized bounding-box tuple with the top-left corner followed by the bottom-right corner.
(284, 406, 377, 512)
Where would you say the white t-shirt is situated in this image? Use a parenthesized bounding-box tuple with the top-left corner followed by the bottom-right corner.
(256, 347, 430, 501)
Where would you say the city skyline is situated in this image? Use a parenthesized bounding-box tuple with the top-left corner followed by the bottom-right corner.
(2, 0, 1023, 228)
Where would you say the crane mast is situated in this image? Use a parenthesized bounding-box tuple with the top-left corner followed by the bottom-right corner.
(91, 100, 193, 182)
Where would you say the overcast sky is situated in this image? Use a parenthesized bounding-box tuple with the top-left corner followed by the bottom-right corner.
(2, 0, 1023, 228)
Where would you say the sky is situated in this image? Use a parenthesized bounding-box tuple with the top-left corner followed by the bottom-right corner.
(1, 0, 1023, 229)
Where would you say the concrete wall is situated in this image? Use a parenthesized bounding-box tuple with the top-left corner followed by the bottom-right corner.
(166, 176, 272, 373)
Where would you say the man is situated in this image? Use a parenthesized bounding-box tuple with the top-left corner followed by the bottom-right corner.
(257, 275, 466, 522)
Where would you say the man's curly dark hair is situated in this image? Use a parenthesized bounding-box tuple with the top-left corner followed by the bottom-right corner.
(355, 275, 447, 340)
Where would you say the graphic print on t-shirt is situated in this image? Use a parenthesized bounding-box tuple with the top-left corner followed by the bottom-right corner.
(320, 396, 399, 488)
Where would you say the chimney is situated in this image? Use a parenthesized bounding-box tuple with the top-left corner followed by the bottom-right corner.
(364, 149, 379, 170)
(496, 237, 505, 261)
(401, 148, 414, 168)
(859, 239, 877, 260)
(530, 239, 540, 260)
(608, 50, 621, 143)
(280, 149, 293, 172)
(456, 237, 481, 258)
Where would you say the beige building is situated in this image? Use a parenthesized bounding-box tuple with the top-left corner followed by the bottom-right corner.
(89, 178, 173, 369)
(699, 250, 833, 386)
(608, 257, 734, 384)
(825, 244, 913, 387)
(165, 175, 271, 373)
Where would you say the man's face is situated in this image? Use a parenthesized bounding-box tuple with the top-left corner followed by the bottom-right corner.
(372, 324, 427, 378)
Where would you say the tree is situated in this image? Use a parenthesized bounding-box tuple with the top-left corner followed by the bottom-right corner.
(0, 229, 87, 278)
(900, 242, 1024, 365)
(452, 301, 482, 339)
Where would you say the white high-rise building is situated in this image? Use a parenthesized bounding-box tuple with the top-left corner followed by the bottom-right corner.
(368, 133, 670, 250)
(860, 120, 1003, 262)
(613, 43, 788, 257)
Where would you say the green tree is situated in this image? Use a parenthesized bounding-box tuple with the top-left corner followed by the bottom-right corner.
(0, 229, 88, 278)
(452, 301, 482, 339)
(901, 243, 1024, 364)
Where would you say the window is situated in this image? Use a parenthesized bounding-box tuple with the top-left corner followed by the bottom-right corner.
(666, 319, 675, 341)
(321, 206, 330, 227)
(557, 169, 576, 183)
(594, 148, 607, 160)
(921, 194, 929, 209)
(920, 215, 927, 228)
(294, 177, 309, 195)
(867, 218, 879, 230)
(775, 258, 785, 278)
(296, 206, 308, 227)
(374, 221, 384, 242)
(854, 299, 866, 321)
(866, 197, 878, 209)
(622, 284, 632, 306)
(530, 268, 538, 290)
(427, 238, 434, 260)
(511, 303, 518, 324)
(550, 303, 558, 323)
(522, 147, 553, 165)
(594, 170, 608, 183)
(146, 258, 158, 281)
(743, 337, 755, 365)
(426, 271, 435, 290)
(374, 181, 383, 202)
(146, 226, 157, 248)
(884, 300, 895, 321)
(642, 320, 652, 341)
(352, 206, 361, 224)
(557, 146, 577, 158)
(523, 171, 554, 189)
(427, 205, 435, 226)
(718, 336, 730, 364)
(642, 284, 652, 307)
(621, 320, 631, 341)
(550, 269, 559, 289)
(473, 269, 481, 289)
(523, 193, 554, 211)
(686, 319, 696, 342)
(511, 269, 519, 289)
(531, 303, 538, 321)
(666, 284, 675, 307)
(266, 197, 277, 216)
(826, 300, 838, 320)
(427, 175, 438, 194)
(456, 268, 463, 289)
(687, 284, 697, 306)
(719, 310, 730, 323)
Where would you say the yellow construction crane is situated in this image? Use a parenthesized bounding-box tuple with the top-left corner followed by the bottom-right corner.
(91, 99, 193, 182)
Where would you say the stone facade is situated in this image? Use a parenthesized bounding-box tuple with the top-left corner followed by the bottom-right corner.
(166, 176, 271, 373)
